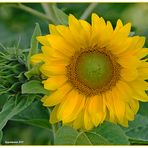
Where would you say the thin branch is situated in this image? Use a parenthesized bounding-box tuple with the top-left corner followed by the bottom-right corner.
(41, 3, 60, 25)
(47, 108, 57, 145)
(2, 4, 54, 23)
(18, 4, 54, 22)
(41, 3, 53, 17)
(80, 3, 98, 20)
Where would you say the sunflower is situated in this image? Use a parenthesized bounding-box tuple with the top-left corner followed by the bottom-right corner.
(31, 13, 148, 130)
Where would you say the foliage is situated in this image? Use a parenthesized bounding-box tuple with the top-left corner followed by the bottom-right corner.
(27, 23, 41, 70)
(54, 122, 129, 145)
(0, 94, 35, 131)
(0, 2, 148, 145)
(22, 80, 50, 95)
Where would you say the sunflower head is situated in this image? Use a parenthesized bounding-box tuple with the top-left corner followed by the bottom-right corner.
(31, 13, 148, 130)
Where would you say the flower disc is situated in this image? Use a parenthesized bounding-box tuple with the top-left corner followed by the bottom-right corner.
(76, 51, 113, 89)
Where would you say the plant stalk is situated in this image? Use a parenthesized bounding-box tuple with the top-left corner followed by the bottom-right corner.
(2, 4, 54, 23)
(18, 4, 53, 22)
(48, 108, 59, 145)
(41, 3, 60, 25)
(80, 3, 98, 20)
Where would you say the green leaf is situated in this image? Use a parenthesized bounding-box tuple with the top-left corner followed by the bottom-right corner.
(0, 94, 9, 109)
(12, 119, 50, 130)
(52, 4, 68, 25)
(85, 132, 110, 145)
(25, 62, 43, 80)
(55, 126, 110, 145)
(0, 131, 3, 144)
(22, 80, 50, 95)
(11, 100, 50, 129)
(0, 94, 35, 130)
(75, 132, 92, 145)
(123, 114, 148, 144)
(55, 126, 78, 145)
(91, 122, 129, 145)
(44, 4, 68, 25)
(27, 23, 41, 70)
(138, 102, 148, 117)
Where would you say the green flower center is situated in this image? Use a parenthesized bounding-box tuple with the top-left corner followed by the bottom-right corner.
(66, 47, 121, 96)
(76, 52, 113, 89)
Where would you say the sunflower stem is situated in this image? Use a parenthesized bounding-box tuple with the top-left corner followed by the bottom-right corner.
(19, 3, 54, 22)
(41, 3, 55, 22)
(41, 3, 62, 25)
(2, 3, 54, 23)
(80, 3, 98, 20)
(48, 108, 59, 145)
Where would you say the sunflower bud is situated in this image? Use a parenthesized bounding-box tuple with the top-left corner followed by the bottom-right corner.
(0, 46, 27, 95)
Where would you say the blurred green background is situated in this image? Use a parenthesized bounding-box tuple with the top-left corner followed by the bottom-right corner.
(1, 3, 148, 48)
(0, 3, 148, 145)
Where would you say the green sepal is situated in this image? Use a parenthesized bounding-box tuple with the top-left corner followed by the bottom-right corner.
(25, 61, 43, 80)
(21, 80, 50, 95)
(27, 23, 42, 70)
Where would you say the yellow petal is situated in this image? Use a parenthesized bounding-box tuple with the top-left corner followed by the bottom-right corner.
(92, 13, 106, 29)
(31, 53, 44, 65)
(37, 35, 50, 46)
(106, 21, 114, 37)
(138, 65, 148, 80)
(115, 81, 132, 102)
(108, 37, 131, 55)
(50, 105, 60, 124)
(91, 13, 107, 47)
(56, 25, 78, 49)
(42, 46, 69, 64)
(139, 60, 148, 68)
(129, 79, 148, 102)
(132, 36, 145, 50)
(125, 99, 139, 121)
(84, 98, 94, 130)
(41, 95, 47, 102)
(96, 21, 113, 47)
(43, 83, 72, 106)
(126, 36, 145, 52)
(49, 24, 59, 35)
(46, 35, 74, 57)
(118, 55, 139, 68)
(40, 63, 66, 76)
(111, 88, 126, 124)
(57, 89, 85, 123)
(129, 99, 139, 114)
(79, 19, 91, 43)
(64, 95, 85, 123)
(69, 14, 87, 47)
(88, 95, 106, 127)
(72, 110, 84, 130)
(69, 14, 82, 33)
(42, 75, 67, 91)
(125, 104, 134, 121)
(114, 22, 131, 37)
(108, 22, 131, 54)
(121, 68, 138, 81)
(104, 91, 117, 123)
(120, 118, 129, 127)
(120, 37, 146, 58)
(115, 19, 123, 31)
(137, 48, 148, 59)
(79, 20, 91, 36)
